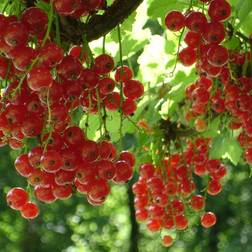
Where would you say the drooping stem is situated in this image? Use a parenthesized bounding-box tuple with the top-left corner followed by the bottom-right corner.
(117, 24, 124, 141)
(42, 0, 54, 46)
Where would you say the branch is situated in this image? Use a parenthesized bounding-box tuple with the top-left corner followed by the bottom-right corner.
(24, 0, 143, 43)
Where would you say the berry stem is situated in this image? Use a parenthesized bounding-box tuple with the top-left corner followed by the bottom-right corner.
(168, 27, 185, 77)
(102, 35, 106, 54)
(42, 0, 54, 47)
(81, 34, 94, 67)
(55, 13, 61, 46)
(96, 88, 103, 137)
(117, 24, 124, 141)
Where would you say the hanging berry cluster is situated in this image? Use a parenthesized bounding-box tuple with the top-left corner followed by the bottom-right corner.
(165, 0, 252, 166)
(44, 0, 106, 18)
(0, 4, 144, 219)
(133, 137, 226, 247)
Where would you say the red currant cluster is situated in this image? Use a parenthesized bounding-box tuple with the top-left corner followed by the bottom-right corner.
(165, 0, 233, 129)
(133, 138, 226, 247)
(13, 134, 135, 209)
(42, 0, 106, 18)
(165, 1, 252, 166)
(223, 76, 252, 164)
(6, 187, 39, 219)
(0, 6, 141, 218)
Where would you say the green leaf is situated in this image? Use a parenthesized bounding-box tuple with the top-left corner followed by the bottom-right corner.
(110, 12, 137, 42)
(148, 0, 189, 22)
(223, 37, 240, 50)
(210, 134, 243, 165)
(202, 116, 221, 138)
(223, 138, 243, 165)
(240, 12, 252, 36)
(209, 135, 227, 160)
(236, 0, 252, 28)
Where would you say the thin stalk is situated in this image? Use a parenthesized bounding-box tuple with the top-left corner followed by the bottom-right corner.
(42, 0, 54, 46)
(55, 13, 61, 46)
(96, 88, 103, 137)
(117, 24, 124, 140)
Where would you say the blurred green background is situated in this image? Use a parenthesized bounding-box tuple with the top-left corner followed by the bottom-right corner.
(1, 146, 252, 252)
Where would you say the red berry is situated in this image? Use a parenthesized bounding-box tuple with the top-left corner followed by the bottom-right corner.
(27, 66, 53, 91)
(122, 98, 137, 115)
(185, 11, 207, 32)
(6, 187, 29, 210)
(190, 195, 205, 211)
(94, 54, 114, 75)
(207, 44, 229, 67)
(14, 154, 35, 177)
(123, 80, 144, 100)
(175, 215, 188, 230)
(208, 0, 231, 22)
(165, 11, 185, 31)
(147, 219, 162, 232)
(202, 21, 225, 44)
(22, 7, 48, 38)
(179, 47, 197, 66)
(201, 212, 217, 228)
(20, 202, 39, 219)
(34, 185, 56, 203)
(41, 150, 63, 173)
(119, 151, 135, 167)
(113, 160, 133, 184)
(184, 31, 202, 48)
(207, 179, 222, 195)
(162, 235, 173, 247)
(88, 178, 110, 201)
(115, 65, 133, 82)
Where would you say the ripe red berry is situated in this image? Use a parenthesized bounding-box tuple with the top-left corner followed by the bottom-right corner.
(41, 150, 63, 173)
(185, 11, 207, 32)
(179, 47, 197, 66)
(6, 187, 29, 210)
(98, 77, 115, 95)
(175, 215, 188, 230)
(88, 178, 110, 201)
(202, 21, 225, 44)
(94, 54, 114, 75)
(27, 66, 53, 91)
(123, 80, 144, 100)
(184, 31, 202, 48)
(201, 212, 217, 228)
(165, 11, 185, 31)
(208, 0, 231, 22)
(14, 154, 35, 177)
(162, 235, 173, 247)
(147, 219, 162, 232)
(113, 160, 133, 184)
(207, 179, 222, 195)
(207, 44, 229, 67)
(122, 98, 137, 115)
(34, 185, 56, 203)
(20, 202, 39, 219)
(53, 0, 81, 15)
(4, 22, 28, 48)
(119, 151, 135, 167)
(190, 195, 205, 211)
(56, 55, 82, 80)
(115, 65, 133, 83)
(21, 7, 48, 38)
(104, 92, 121, 111)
